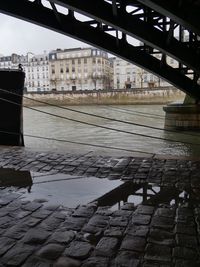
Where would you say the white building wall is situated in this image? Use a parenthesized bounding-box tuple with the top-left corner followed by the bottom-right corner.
(25, 52, 50, 92)
(113, 58, 136, 89)
(113, 57, 178, 89)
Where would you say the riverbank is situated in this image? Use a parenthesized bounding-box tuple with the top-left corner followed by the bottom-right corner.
(24, 86, 185, 106)
(0, 146, 199, 266)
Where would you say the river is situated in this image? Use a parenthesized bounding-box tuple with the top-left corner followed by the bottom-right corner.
(23, 104, 200, 158)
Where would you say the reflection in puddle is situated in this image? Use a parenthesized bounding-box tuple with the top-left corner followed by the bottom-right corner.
(1, 168, 200, 209)
(0, 168, 32, 189)
(25, 172, 123, 208)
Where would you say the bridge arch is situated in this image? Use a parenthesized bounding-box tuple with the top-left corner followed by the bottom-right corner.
(0, 0, 200, 99)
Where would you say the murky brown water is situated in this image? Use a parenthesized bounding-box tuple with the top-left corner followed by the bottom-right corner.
(23, 105, 200, 157)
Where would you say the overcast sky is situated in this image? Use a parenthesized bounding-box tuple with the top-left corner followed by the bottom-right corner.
(0, 13, 87, 56)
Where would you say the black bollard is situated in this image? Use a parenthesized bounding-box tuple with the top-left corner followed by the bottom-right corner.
(0, 69, 25, 146)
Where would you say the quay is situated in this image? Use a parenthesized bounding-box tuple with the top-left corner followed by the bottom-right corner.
(0, 146, 199, 266)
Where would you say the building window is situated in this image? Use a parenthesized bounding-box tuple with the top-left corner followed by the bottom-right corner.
(60, 68, 63, 73)
(84, 58, 87, 64)
(52, 69, 55, 74)
(78, 58, 81, 64)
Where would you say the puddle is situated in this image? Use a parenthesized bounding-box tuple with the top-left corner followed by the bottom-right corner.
(0, 168, 199, 209)
(24, 172, 123, 208)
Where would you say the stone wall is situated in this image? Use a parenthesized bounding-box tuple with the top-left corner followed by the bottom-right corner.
(24, 87, 185, 106)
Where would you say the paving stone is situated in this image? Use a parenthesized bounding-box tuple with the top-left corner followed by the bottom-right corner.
(81, 257, 109, 267)
(86, 215, 109, 227)
(0, 216, 14, 228)
(155, 207, 175, 218)
(52, 211, 67, 220)
(0, 237, 15, 256)
(95, 237, 118, 257)
(65, 241, 92, 260)
(143, 261, 171, 267)
(40, 216, 63, 231)
(45, 204, 60, 211)
(151, 216, 174, 230)
(113, 209, 133, 217)
(120, 235, 146, 252)
(175, 223, 196, 235)
(36, 243, 65, 260)
(23, 217, 42, 227)
(83, 231, 103, 245)
(3, 224, 29, 240)
(109, 216, 129, 227)
(48, 230, 75, 244)
(54, 257, 81, 267)
(148, 229, 175, 246)
(114, 251, 140, 267)
(96, 207, 113, 216)
(136, 205, 154, 215)
(22, 256, 52, 267)
(73, 205, 96, 218)
(104, 227, 124, 238)
(145, 243, 171, 262)
(32, 209, 53, 219)
(176, 234, 198, 248)
(2, 244, 36, 266)
(175, 259, 200, 267)
(173, 247, 198, 260)
(82, 224, 105, 234)
(22, 202, 42, 212)
(132, 214, 151, 225)
(63, 217, 87, 231)
(22, 228, 50, 244)
(11, 209, 32, 219)
(125, 225, 149, 237)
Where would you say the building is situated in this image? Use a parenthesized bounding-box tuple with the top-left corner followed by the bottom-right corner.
(113, 58, 137, 89)
(0, 53, 50, 92)
(0, 53, 27, 70)
(49, 47, 113, 91)
(25, 52, 50, 92)
(113, 56, 178, 89)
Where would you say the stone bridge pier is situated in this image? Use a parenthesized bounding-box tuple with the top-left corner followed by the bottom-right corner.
(163, 95, 200, 130)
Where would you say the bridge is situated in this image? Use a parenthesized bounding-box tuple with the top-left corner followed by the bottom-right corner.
(0, 0, 200, 100)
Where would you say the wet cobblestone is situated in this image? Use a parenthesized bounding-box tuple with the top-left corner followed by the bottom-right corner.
(0, 147, 199, 265)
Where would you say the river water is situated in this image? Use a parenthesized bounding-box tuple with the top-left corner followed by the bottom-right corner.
(23, 104, 200, 158)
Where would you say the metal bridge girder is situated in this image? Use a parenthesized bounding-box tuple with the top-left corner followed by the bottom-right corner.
(52, 0, 200, 74)
(137, 0, 200, 36)
(0, 0, 200, 99)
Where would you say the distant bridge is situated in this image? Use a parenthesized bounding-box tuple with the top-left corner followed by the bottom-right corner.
(0, 0, 200, 99)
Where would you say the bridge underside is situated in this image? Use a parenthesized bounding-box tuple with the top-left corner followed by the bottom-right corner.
(0, 0, 200, 99)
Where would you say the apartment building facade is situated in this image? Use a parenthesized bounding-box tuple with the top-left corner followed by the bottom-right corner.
(0, 48, 182, 92)
(113, 56, 172, 89)
(0, 53, 27, 70)
(25, 52, 50, 92)
(49, 47, 113, 91)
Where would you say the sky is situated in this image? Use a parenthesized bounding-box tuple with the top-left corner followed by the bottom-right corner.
(0, 13, 87, 56)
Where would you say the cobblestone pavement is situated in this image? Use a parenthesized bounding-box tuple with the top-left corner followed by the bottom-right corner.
(0, 147, 200, 266)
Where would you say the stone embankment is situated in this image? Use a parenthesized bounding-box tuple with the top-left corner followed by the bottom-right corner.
(24, 86, 185, 106)
(0, 146, 199, 266)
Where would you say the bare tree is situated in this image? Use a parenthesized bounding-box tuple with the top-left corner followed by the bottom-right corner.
(137, 68, 145, 88)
